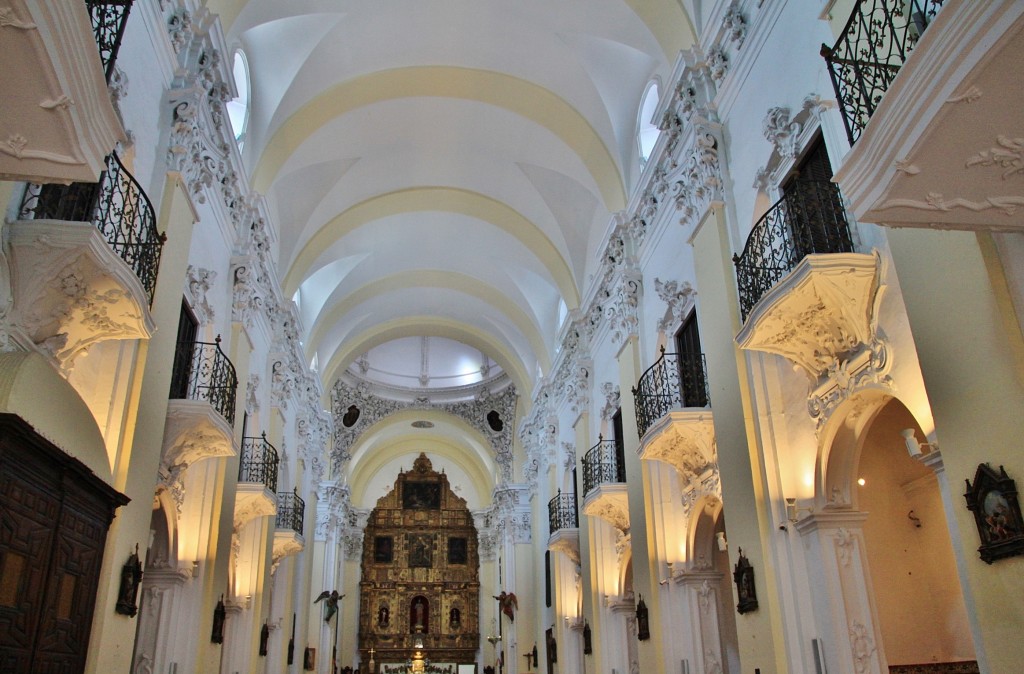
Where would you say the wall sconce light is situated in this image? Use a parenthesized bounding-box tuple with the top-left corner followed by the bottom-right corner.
(716, 531, 728, 552)
(785, 498, 812, 523)
(901, 428, 937, 458)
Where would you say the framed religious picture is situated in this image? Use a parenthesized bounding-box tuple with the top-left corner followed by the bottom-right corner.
(964, 463, 1024, 564)
(374, 536, 394, 563)
(733, 548, 758, 614)
(408, 533, 434, 568)
(303, 647, 316, 671)
(448, 536, 468, 564)
(403, 482, 441, 509)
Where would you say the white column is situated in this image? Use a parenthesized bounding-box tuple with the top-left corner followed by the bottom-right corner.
(679, 572, 727, 674)
(796, 511, 886, 674)
(132, 565, 193, 674)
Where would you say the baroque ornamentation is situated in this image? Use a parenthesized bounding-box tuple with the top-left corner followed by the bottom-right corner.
(606, 271, 642, 345)
(807, 339, 894, 431)
(332, 379, 517, 481)
(246, 374, 261, 416)
(707, 48, 728, 84)
(762, 107, 801, 159)
(876, 192, 1024, 217)
(672, 125, 724, 229)
(849, 620, 876, 674)
(722, 2, 747, 48)
(654, 278, 695, 334)
(600, 382, 620, 421)
(186, 265, 216, 325)
(966, 136, 1024, 179)
(0, 7, 37, 30)
(835, 527, 855, 567)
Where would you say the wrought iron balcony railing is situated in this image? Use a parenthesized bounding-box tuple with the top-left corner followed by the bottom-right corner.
(734, 181, 854, 320)
(239, 433, 279, 493)
(19, 153, 165, 305)
(821, 0, 945, 145)
(548, 489, 578, 535)
(582, 437, 626, 496)
(169, 336, 238, 426)
(276, 490, 305, 535)
(633, 348, 710, 439)
(87, 0, 134, 83)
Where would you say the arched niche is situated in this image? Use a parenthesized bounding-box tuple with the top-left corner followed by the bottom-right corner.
(817, 395, 978, 669)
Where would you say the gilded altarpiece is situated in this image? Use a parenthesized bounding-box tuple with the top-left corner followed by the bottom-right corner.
(359, 454, 480, 665)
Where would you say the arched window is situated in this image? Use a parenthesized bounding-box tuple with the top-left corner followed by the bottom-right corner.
(226, 50, 250, 147)
(637, 81, 661, 168)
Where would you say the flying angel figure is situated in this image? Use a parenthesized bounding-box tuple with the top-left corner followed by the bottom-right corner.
(314, 590, 344, 623)
(493, 591, 518, 622)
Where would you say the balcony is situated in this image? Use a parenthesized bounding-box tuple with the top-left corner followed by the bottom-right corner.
(548, 490, 578, 535)
(160, 337, 238, 509)
(86, 0, 134, 84)
(830, 3, 1024, 232)
(633, 348, 710, 440)
(0, 1, 127, 183)
(276, 490, 306, 535)
(6, 154, 162, 375)
(170, 337, 238, 427)
(822, 0, 945, 145)
(19, 153, 165, 305)
(734, 181, 853, 321)
(239, 433, 279, 493)
(234, 433, 279, 531)
(581, 438, 629, 532)
(548, 490, 580, 564)
(272, 503, 305, 573)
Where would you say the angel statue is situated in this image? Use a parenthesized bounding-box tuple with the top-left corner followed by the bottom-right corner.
(493, 591, 518, 622)
(314, 590, 344, 623)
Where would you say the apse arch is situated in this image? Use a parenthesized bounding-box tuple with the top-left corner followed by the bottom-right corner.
(346, 409, 498, 509)
(284, 187, 580, 309)
(253, 66, 626, 212)
(306, 271, 552, 373)
(320, 317, 532, 398)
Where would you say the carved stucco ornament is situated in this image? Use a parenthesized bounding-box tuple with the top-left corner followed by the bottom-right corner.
(654, 277, 695, 334)
(6, 221, 155, 375)
(548, 528, 581, 566)
(736, 252, 881, 377)
(159, 400, 236, 512)
(582, 482, 630, 532)
(737, 253, 892, 431)
(638, 410, 716, 479)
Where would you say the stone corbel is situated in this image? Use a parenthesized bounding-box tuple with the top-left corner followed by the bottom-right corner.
(548, 528, 581, 565)
(736, 252, 881, 379)
(7, 220, 155, 374)
(638, 411, 717, 477)
(582, 484, 630, 532)
(159, 400, 236, 511)
(234, 484, 277, 531)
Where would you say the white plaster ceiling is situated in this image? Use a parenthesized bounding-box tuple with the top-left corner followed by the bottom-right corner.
(217, 0, 696, 485)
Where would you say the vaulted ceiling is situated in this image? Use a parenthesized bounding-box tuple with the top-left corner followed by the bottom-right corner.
(215, 0, 697, 496)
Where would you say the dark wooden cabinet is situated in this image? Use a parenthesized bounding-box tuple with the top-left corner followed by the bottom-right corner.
(0, 414, 128, 674)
